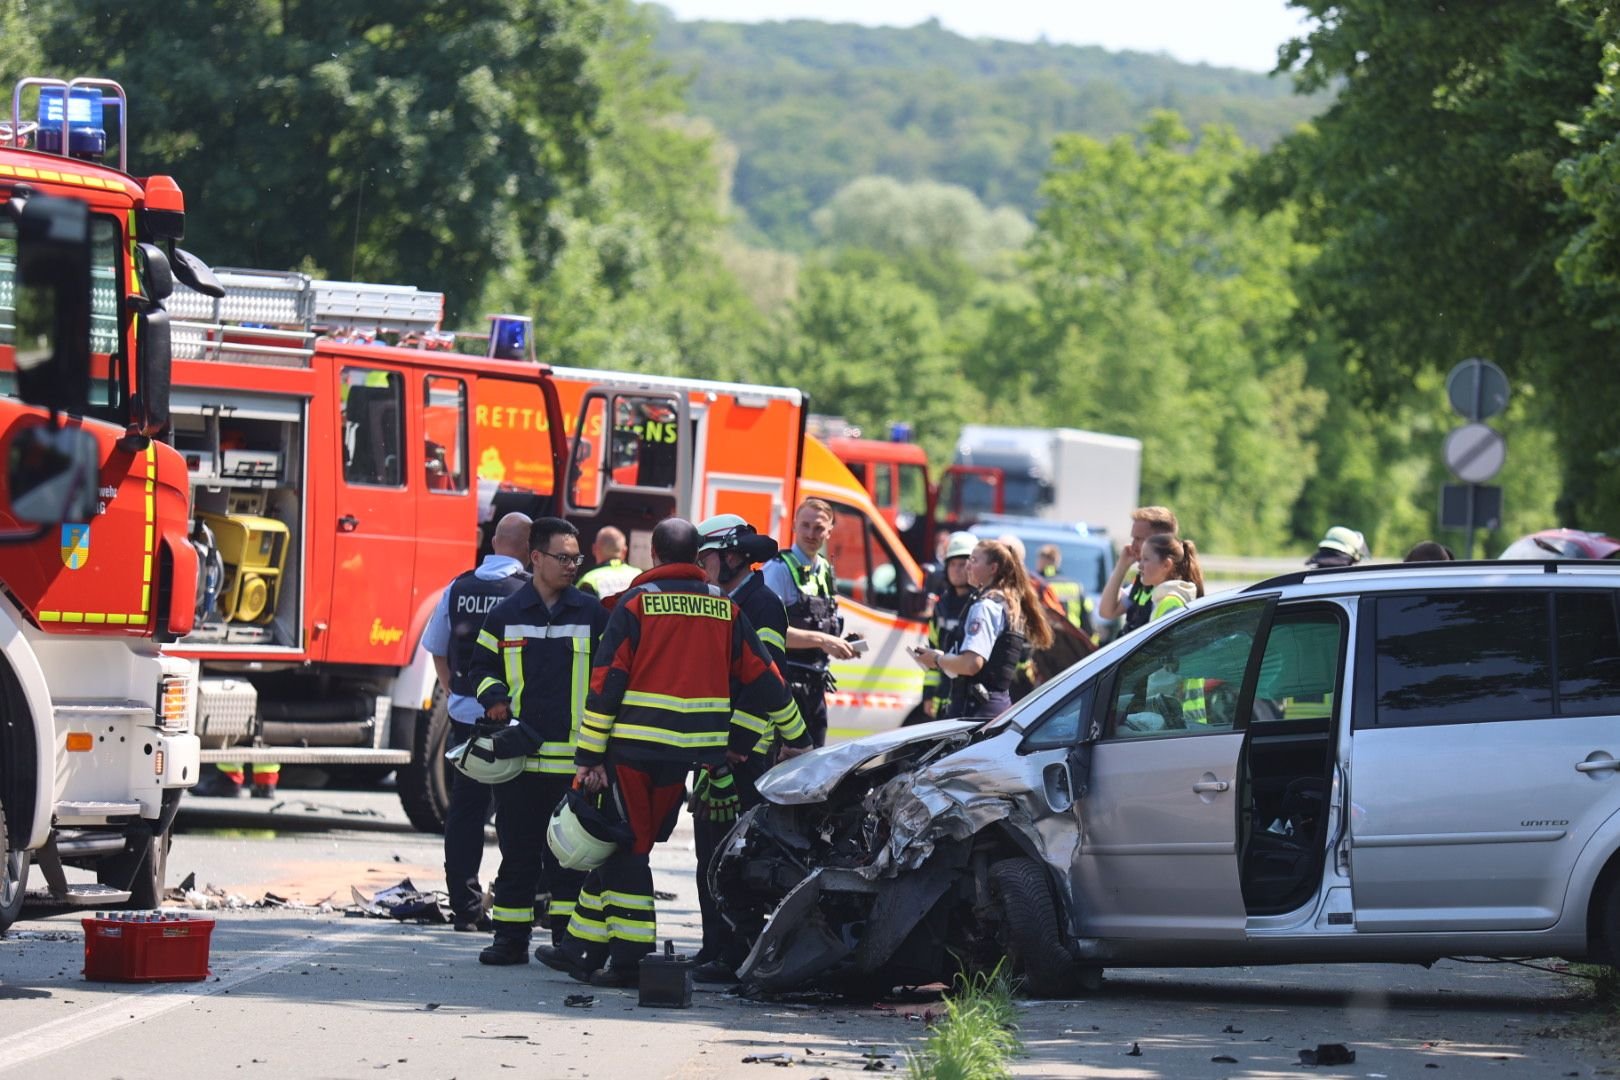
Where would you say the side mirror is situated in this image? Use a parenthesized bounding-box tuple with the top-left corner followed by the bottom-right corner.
(134, 306, 172, 434)
(136, 243, 174, 302)
(11, 193, 92, 414)
(6, 423, 99, 525)
(169, 246, 224, 299)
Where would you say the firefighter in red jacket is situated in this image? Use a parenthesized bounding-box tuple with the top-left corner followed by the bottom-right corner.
(533, 518, 800, 987)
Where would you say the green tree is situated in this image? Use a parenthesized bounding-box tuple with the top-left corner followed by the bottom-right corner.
(1248, 0, 1600, 534)
(981, 113, 1324, 552)
(37, 0, 603, 321)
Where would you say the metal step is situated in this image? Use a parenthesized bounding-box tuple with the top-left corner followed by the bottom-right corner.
(55, 801, 143, 824)
(198, 747, 410, 766)
(26, 883, 132, 907)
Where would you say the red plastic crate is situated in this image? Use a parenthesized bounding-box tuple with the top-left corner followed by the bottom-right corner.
(81, 913, 215, 982)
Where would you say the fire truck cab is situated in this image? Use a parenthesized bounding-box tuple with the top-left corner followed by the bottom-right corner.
(1, 77, 208, 930)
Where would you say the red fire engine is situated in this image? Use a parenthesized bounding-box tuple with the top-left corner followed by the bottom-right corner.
(0, 77, 216, 929)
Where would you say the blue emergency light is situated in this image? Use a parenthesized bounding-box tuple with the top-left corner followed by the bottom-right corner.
(487, 314, 533, 362)
(36, 87, 107, 161)
(890, 421, 913, 443)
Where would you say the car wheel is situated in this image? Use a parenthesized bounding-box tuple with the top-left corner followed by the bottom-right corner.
(0, 801, 29, 934)
(988, 857, 1099, 997)
(98, 827, 171, 910)
(397, 690, 452, 834)
(1602, 868, 1620, 969)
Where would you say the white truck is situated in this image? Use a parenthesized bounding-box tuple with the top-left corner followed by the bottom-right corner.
(954, 425, 1142, 541)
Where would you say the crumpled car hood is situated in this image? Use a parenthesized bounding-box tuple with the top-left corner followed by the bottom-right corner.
(755, 719, 980, 805)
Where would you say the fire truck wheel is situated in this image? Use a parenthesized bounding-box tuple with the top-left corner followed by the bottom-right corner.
(0, 800, 29, 934)
(98, 827, 171, 910)
(397, 689, 452, 834)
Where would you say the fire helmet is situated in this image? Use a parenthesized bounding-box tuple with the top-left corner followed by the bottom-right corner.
(446, 734, 524, 785)
(546, 789, 626, 872)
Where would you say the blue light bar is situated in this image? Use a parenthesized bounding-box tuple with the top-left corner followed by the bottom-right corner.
(36, 87, 107, 161)
(487, 315, 533, 362)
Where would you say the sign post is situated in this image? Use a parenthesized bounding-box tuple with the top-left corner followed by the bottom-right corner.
(1441, 359, 1510, 558)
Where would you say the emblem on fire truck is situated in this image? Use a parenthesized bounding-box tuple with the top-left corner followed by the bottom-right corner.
(60, 523, 90, 570)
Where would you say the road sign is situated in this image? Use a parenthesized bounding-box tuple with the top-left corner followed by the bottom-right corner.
(1446, 358, 1510, 421)
(1440, 484, 1502, 533)
(1443, 422, 1506, 484)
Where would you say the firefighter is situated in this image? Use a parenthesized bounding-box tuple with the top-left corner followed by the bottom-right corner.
(534, 518, 798, 988)
(421, 511, 533, 932)
(467, 517, 609, 966)
(762, 499, 858, 747)
(195, 760, 279, 799)
(690, 513, 812, 983)
(578, 525, 640, 600)
(913, 530, 977, 723)
(1036, 543, 1090, 634)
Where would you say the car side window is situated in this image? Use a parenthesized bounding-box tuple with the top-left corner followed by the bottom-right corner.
(1021, 684, 1097, 751)
(1555, 590, 1620, 716)
(1372, 591, 1552, 726)
(1251, 607, 1345, 724)
(1106, 602, 1268, 739)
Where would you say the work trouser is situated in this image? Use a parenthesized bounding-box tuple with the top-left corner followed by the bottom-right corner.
(443, 724, 493, 923)
(693, 755, 766, 964)
(787, 672, 830, 748)
(490, 770, 582, 946)
(563, 759, 686, 970)
(215, 762, 280, 784)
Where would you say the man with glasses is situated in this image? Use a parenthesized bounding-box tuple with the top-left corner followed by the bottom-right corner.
(467, 517, 609, 965)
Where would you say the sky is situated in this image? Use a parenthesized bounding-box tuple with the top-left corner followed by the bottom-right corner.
(655, 0, 1311, 73)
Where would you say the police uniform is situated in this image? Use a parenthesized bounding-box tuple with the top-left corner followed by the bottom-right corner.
(421, 554, 530, 926)
(562, 563, 798, 976)
(578, 557, 640, 600)
(922, 587, 974, 718)
(1121, 573, 1155, 636)
(944, 591, 1026, 720)
(468, 584, 609, 952)
(693, 569, 809, 966)
(763, 545, 841, 746)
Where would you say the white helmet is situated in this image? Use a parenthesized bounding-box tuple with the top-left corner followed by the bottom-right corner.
(696, 513, 752, 556)
(546, 793, 621, 871)
(446, 735, 524, 785)
(944, 531, 978, 561)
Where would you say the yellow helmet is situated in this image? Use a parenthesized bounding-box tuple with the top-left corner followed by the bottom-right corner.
(546, 792, 621, 871)
(446, 734, 524, 785)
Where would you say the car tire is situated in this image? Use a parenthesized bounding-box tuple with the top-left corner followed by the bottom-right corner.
(397, 690, 452, 834)
(1601, 868, 1620, 969)
(98, 827, 171, 910)
(988, 857, 1098, 997)
(0, 800, 29, 934)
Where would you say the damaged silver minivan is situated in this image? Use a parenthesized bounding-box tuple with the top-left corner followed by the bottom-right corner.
(713, 562, 1620, 996)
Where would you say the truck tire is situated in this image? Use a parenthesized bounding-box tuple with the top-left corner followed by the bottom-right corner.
(0, 800, 28, 934)
(988, 857, 1099, 998)
(98, 827, 171, 910)
(397, 690, 452, 834)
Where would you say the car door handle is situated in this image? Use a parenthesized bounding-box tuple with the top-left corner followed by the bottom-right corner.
(1192, 779, 1230, 793)
(1576, 758, 1620, 774)
(338, 514, 359, 533)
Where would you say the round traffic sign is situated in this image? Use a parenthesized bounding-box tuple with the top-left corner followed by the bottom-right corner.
(1446, 358, 1510, 421)
(1443, 422, 1506, 484)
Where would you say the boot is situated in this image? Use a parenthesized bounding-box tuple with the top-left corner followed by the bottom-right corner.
(478, 938, 530, 966)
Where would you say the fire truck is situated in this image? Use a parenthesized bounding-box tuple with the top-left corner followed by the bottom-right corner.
(160, 269, 933, 829)
(0, 77, 211, 930)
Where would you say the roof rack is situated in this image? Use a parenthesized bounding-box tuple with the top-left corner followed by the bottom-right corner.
(1242, 558, 1598, 593)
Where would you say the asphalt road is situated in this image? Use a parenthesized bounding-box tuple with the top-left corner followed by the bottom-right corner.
(1, 785, 1615, 1079)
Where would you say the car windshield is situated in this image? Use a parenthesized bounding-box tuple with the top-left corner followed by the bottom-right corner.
(1501, 536, 1584, 559)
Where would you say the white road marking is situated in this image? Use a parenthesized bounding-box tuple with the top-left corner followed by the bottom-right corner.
(0, 930, 349, 1073)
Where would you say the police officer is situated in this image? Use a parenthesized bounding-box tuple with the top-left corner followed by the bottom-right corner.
(690, 514, 813, 983)
(914, 531, 977, 724)
(578, 526, 640, 600)
(915, 540, 1054, 719)
(421, 511, 533, 932)
(1098, 506, 1179, 638)
(466, 517, 609, 965)
(763, 499, 857, 746)
(534, 518, 799, 988)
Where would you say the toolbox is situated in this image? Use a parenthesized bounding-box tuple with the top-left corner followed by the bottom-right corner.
(81, 912, 215, 983)
(638, 939, 693, 1008)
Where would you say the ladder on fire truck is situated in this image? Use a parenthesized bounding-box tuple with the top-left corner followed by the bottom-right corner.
(167, 269, 448, 365)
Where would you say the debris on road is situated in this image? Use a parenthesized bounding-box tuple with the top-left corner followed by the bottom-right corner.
(1125, 1041, 1143, 1056)
(1299, 1043, 1356, 1066)
(564, 994, 595, 1008)
(345, 879, 448, 923)
(740, 1052, 798, 1066)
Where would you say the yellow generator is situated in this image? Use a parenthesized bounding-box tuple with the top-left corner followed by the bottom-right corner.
(200, 512, 289, 624)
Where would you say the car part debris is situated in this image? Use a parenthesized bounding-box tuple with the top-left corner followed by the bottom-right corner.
(1299, 1044, 1355, 1066)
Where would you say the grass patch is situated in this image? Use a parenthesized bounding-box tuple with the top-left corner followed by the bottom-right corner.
(906, 965, 1023, 1080)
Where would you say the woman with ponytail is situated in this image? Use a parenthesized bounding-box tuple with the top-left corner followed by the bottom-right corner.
(913, 540, 1054, 719)
(1139, 533, 1205, 622)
